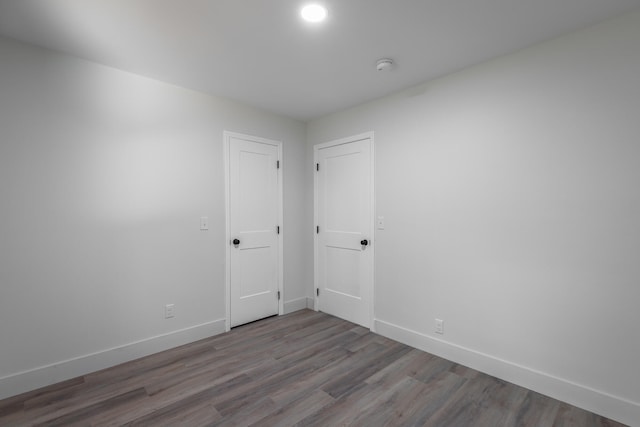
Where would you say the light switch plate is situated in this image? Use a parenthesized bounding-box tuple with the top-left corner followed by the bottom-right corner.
(165, 304, 175, 319)
(377, 216, 385, 230)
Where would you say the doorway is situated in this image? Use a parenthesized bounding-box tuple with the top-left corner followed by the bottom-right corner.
(224, 131, 283, 330)
(314, 132, 374, 328)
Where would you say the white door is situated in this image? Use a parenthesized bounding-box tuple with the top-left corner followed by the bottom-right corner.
(315, 133, 374, 328)
(226, 132, 282, 328)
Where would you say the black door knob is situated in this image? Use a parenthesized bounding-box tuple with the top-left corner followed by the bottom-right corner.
(233, 238, 240, 245)
(360, 239, 368, 246)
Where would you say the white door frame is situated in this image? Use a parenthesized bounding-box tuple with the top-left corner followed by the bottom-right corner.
(224, 131, 284, 332)
(313, 132, 375, 331)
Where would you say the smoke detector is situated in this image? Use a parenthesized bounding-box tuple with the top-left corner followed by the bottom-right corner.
(376, 58, 394, 71)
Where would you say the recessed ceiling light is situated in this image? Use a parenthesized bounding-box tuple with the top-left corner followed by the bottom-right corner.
(301, 4, 328, 23)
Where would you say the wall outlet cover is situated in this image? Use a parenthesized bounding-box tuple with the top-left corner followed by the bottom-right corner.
(200, 216, 209, 230)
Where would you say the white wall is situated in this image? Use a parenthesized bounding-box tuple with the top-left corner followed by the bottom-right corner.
(308, 10, 640, 425)
(0, 36, 309, 398)
(2, 8, 640, 424)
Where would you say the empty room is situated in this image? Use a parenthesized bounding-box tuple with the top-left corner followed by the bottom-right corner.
(0, 1, 639, 426)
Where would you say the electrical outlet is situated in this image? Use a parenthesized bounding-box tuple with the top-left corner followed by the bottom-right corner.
(435, 318, 444, 334)
(200, 216, 209, 231)
(165, 304, 175, 319)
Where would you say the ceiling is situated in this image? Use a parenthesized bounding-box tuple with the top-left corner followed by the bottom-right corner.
(0, 0, 639, 121)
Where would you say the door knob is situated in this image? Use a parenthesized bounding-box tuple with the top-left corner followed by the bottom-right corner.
(233, 238, 240, 245)
(360, 239, 368, 246)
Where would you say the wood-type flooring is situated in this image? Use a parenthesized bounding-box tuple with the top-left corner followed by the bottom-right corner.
(0, 310, 627, 426)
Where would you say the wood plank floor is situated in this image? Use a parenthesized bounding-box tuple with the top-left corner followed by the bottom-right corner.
(0, 310, 627, 426)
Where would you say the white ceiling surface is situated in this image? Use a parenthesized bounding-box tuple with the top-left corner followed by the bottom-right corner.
(0, 1, 639, 121)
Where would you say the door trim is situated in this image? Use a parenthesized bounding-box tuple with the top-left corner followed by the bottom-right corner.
(313, 132, 375, 331)
(224, 131, 284, 332)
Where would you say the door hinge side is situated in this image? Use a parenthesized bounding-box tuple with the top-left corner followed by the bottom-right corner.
(277, 225, 280, 234)
(316, 163, 319, 171)
(316, 225, 319, 234)
(316, 288, 320, 297)
(277, 291, 281, 300)
(277, 160, 280, 169)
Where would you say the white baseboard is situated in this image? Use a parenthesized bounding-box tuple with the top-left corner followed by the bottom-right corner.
(0, 319, 226, 401)
(283, 297, 311, 314)
(306, 297, 315, 310)
(374, 319, 639, 427)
